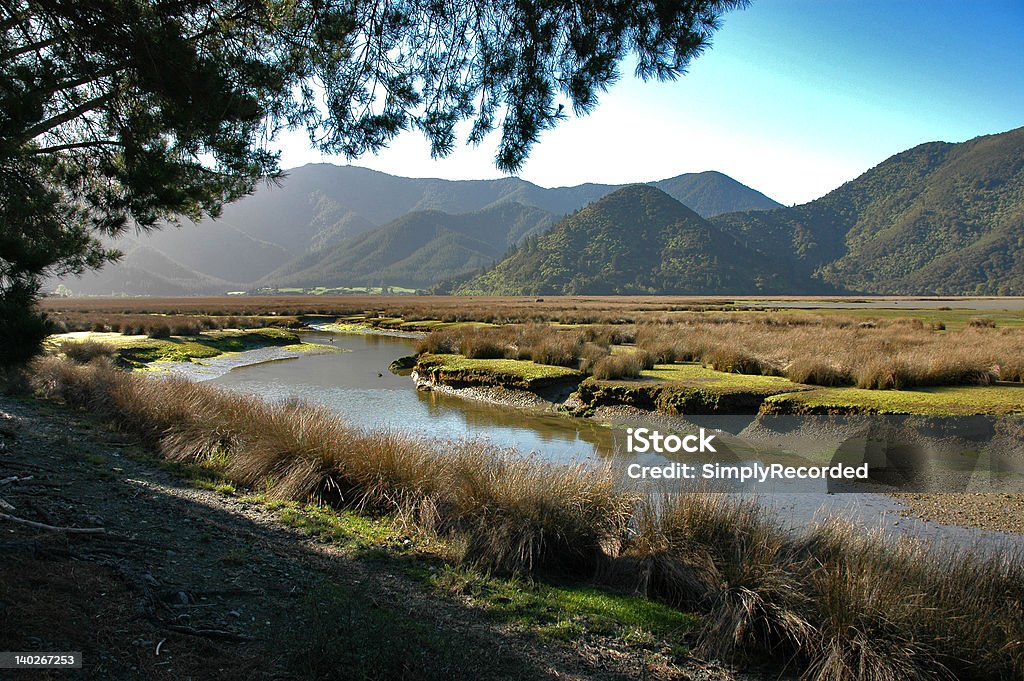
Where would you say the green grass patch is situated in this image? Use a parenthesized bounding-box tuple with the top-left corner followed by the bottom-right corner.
(52, 328, 303, 369)
(641, 363, 801, 389)
(430, 565, 697, 645)
(416, 353, 583, 389)
(229, 487, 697, 653)
(763, 383, 1024, 415)
(257, 497, 409, 557)
(573, 363, 810, 415)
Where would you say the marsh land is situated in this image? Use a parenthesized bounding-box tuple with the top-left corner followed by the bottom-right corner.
(5, 294, 1024, 680)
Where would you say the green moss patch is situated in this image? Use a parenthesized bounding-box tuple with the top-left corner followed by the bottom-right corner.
(416, 353, 583, 390)
(430, 566, 697, 645)
(53, 328, 303, 369)
(575, 362, 810, 415)
(762, 384, 1024, 416)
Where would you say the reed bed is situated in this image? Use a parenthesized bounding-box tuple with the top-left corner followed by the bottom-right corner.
(632, 320, 1021, 388)
(31, 356, 630, 573)
(417, 317, 1024, 388)
(46, 310, 300, 337)
(29, 357, 1024, 680)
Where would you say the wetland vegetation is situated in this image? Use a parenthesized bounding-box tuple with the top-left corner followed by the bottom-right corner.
(10, 294, 1023, 680)
(21, 345, 1024, 681)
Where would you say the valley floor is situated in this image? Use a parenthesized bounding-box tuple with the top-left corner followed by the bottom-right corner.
(0, 395, 755, 681)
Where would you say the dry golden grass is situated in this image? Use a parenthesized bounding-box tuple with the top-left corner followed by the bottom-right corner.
(624, 494, 1023, 680)
(631, 318, 1022, 389)
(31, 357, 631, 574)
(29, 357, 1024, 679)
(418, 315, 1023, 388)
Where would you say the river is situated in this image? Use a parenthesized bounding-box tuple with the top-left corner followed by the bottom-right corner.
(198, 330, 1024, 552)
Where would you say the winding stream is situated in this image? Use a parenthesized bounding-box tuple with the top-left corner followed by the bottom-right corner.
(192, 330, 1024, 552)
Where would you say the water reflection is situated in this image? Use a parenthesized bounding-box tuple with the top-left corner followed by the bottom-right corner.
(210, 331, 609, 464)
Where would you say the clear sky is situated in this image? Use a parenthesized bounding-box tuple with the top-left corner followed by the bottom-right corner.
(274, 0, 1024, 206)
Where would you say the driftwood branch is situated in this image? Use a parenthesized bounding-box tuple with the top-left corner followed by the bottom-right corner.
(0, 512, 106, 534)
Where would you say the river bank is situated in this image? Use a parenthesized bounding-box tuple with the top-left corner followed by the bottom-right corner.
(0, 393, 734, 681)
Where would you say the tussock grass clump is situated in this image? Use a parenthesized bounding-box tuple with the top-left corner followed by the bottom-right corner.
(853, 357, 998, 390)
(996, 355, 1024, 382)
(417, 324, 592, 370)
(58, 340, 116, 364)
(705, 347, 779, 376)
(629, 320, 1023, 389)
(623, 493, 813, 662)
(590, 351, 653, 380)
(30, 357, 630, 574)
(785, 359, 853, 386)
(621, 495, 1024, 680)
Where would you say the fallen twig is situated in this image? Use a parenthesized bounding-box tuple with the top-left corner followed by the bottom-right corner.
(0, 496, 14, 511)
(0, 512, 106, 534)
(163, 624, 256, 642)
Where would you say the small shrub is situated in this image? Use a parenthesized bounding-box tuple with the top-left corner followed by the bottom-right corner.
(59, 340, 116, 364)
(590, 353, 646, 380)
(785, 359, 853, 386)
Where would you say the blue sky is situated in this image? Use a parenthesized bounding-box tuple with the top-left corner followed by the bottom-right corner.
(275, 0, 1024, 205)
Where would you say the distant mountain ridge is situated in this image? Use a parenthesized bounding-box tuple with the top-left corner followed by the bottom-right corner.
(264, 202, 558, 290)
(456, 127, 1024, 296)
(709, 126, 1024, 295)
(54, 166, 782, 294)
(54, 126, 1024, 297)
(451, 185, 804, 295)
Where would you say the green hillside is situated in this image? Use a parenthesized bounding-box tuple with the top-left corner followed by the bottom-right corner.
(53, 165, 781, 294)
(711, 126, 1024, 294)
(453, 186, 804, 295)
(265, 202, 556, 290)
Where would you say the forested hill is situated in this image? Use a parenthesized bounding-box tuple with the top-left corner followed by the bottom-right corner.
(451, 185, 805, 295)
(710, 126, 1024, 295)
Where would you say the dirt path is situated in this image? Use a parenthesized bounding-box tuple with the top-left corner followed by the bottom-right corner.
(0, 396, 748, 681)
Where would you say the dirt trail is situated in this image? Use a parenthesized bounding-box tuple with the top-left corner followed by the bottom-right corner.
(0, 396, 746, 681)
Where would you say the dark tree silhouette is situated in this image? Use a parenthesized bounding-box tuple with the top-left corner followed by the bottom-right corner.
(0, 0, 746, 363)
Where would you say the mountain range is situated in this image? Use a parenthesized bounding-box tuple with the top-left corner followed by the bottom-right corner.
(54, 126, 1024, 296)
(448, 185, 803, 295)
(454, 126, 1024, 296)
(53, 167, 781, 295)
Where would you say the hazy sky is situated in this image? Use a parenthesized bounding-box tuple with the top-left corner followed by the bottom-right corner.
(274, 0, 1024, 206)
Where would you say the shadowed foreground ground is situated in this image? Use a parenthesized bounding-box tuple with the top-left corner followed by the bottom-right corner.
(0, 395, 748, 681)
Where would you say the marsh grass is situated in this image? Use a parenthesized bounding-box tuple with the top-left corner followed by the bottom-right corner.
(631, 320, 1020, 389)
(32, 357, 629, 574)
(419, 316, 1022, 389)
(58, 339, 116, 364)
(30, 358, 1024, 680)
(623, 495, 1024, 679)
